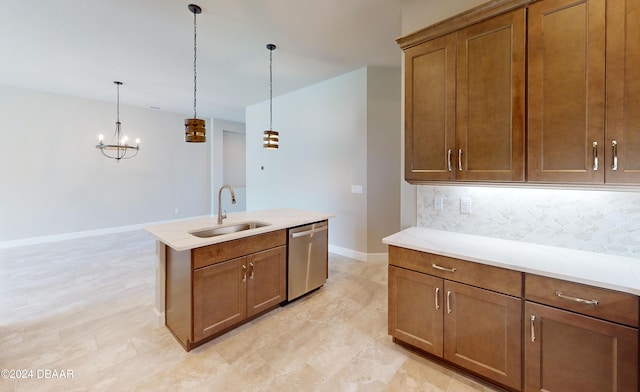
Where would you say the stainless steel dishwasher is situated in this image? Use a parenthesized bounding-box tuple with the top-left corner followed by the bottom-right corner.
(287, 220, 328, 301)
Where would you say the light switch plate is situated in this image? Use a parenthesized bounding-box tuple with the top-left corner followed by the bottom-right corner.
(351, 185, 363, 194)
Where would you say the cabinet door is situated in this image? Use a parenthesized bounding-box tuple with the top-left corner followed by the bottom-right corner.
(456, 8, 525, 182)
(388, 266, 444, 356)
(527, 0, 606, 183)
(444, 281, 522, 390)
(404, 32, 457, 182)
(525, 302, 638, 392)
(606, 0, 640, 183)
(193, 257, 247, 342)
(246, 246, 286, 317)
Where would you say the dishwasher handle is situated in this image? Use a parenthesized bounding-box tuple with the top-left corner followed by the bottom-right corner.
(290, 225, 328, 239)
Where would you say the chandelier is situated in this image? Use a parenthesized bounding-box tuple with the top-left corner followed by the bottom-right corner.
(185, 4, 206, 143)
(263, 43, 279, 149)
(96, 81, 140, 161)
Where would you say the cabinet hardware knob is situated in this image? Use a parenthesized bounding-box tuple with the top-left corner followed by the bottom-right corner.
(530, 315, 536, 342)
(611, 140, 618, 171)
(555, 291, 599, 306)
(432, 263, 456, 273)
(592, 141, 598, 171)
(435, 287, 440, 310)
(446, 290, 452, 314)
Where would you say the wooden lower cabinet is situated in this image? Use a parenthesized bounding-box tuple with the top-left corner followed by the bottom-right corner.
(389, 265, 444, 355)
(389, 265, 522, 390)
(192, 246, 286, 344)
(246, 246, 287, 317)
(445, 281, 522, 390)
(193, 257, 247, 342)
(166, 230, 287, 351)
(524, 301, 638, 392)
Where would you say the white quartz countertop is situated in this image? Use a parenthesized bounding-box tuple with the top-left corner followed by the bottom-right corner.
(145, 208, 334, 251)
(383, 227, 640, 296)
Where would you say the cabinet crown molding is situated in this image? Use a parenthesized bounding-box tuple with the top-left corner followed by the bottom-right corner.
(397, 0, 537, 49)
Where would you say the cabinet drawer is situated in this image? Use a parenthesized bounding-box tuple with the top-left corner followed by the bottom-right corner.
(525, 274, 639, 327)
(389, 246, 522, 297)
(193, 230, 286, 270)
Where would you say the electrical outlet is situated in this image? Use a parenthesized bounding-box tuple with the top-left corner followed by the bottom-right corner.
(460, 198, 472, 214)
(434, 196, 444, 211)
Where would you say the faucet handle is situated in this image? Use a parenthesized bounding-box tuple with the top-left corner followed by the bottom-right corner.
(222, 210, 227, 220)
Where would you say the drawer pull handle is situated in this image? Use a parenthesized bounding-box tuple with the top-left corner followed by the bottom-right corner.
(435, 287, 440, 310)
(242, 264, 247, 282)
(556, 291, 599, 306)
(530, 315, 536, 342)
(446, 291, 452, 314)
(249, 262, 254, 279)
(447, 149, 453, 172)
(612, 140, 618, 171)
(458, 149, 463, 171)
(592, 141, 598, 171)
(432, 263, 456, 273)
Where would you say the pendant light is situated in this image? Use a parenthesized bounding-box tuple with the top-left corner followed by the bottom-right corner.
(263, 43, 279, 149)
(96, 81, 140, 161)
(185, 4, 206, 143)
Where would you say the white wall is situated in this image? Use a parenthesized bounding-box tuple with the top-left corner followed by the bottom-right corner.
(211, 118, 246, 214)
(222, 130, 246, 213)
(367, 67, 402, 253)
(246, 67, 401, 257)
(0, 84, 210, 242)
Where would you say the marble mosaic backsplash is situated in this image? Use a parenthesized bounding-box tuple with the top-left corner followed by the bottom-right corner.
(417, 185, 640, 258)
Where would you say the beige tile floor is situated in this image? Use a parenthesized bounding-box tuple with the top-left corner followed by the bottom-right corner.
(0, 230, 502, 392)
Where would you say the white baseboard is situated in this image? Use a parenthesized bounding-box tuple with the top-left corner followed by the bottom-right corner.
(153, 308, 166, 328)
(0, 215, 209, 249)
(329, 244, 388, 263)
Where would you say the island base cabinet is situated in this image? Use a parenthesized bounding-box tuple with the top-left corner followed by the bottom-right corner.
(247, 246, 287, 317)
(192, 246, 287, 344)
(193, 257, 247, 342)
(389, 265, 522, 391)
(525, 302, 638, 392)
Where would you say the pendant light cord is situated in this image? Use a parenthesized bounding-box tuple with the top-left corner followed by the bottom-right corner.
(269, 48, 273, 130)
(193, 10, 198, 119)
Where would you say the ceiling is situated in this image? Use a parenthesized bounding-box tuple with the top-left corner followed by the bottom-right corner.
(0, 0, 403, 122)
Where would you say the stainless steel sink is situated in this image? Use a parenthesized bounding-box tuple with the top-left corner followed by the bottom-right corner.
(189, 221, 271, 238)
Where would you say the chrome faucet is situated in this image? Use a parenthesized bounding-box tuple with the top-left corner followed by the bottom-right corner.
(217, 184, 237, 224)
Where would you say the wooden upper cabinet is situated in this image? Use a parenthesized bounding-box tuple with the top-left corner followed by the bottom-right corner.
(404, 33, 457, 182)
(456, 9, 526, 182)
(527, 0, 606, 183)
(606, 0, 640, 183)
(403, 7, 525, 183)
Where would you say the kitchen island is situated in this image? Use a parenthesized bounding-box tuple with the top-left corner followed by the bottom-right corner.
(145, 208, 334, 350)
